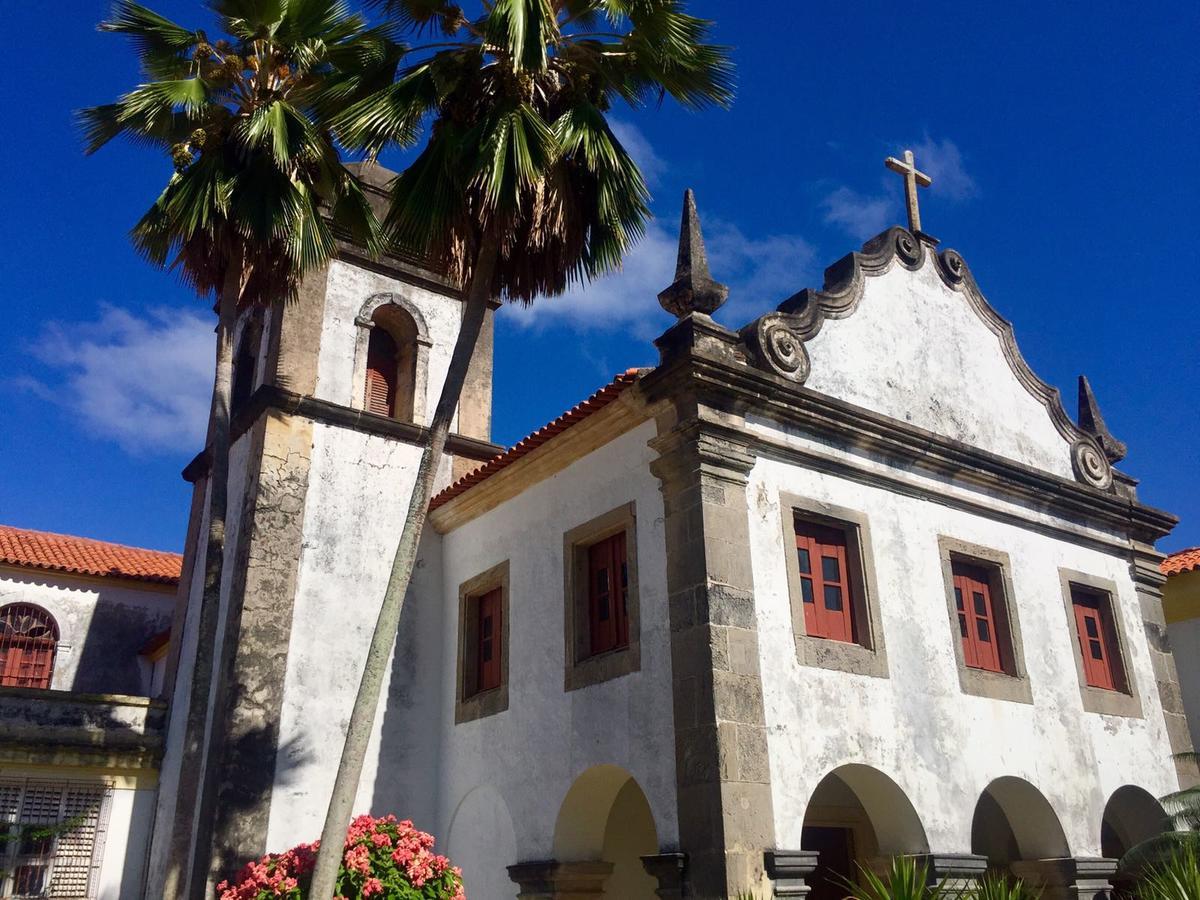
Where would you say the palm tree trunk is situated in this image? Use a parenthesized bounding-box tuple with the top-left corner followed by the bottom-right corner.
(162, 258, 241, 899)
(308, 236, 500, 900)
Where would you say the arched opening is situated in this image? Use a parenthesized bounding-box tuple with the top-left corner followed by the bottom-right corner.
(231, 313, 263, 414)
(801, 765, 929, 900)
(971, 777, 1070, 874)
(1102, 784, 1168, 891)
(365, 304, 419, 421)
(553, 765, 659, 899)
(446, 785, 518, 900)
(0, 604, 60, 689)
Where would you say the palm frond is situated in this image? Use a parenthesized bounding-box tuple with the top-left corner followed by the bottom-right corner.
(99, 1, 201, 78)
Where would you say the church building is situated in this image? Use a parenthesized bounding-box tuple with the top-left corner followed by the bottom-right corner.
(146, 157, 1191, 900)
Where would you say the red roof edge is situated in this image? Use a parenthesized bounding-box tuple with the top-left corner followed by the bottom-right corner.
(0, 525, 182, 586)
(430, 368, 647, 511)
(1163, 547, 1200, 577)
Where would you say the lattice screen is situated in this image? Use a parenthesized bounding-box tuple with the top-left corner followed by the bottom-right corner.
(0, 778, 112, 899)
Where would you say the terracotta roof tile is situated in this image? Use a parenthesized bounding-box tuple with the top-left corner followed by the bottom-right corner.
(0, 525, 182, 586)
(431, 369, 646, 511)
(1163, 547, 1200, 577)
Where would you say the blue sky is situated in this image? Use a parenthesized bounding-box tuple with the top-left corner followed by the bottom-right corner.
(1, 1, 1197, 554)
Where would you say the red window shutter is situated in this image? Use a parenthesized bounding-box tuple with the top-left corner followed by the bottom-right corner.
(588, 532, 629, 657)
(1072, 591, 1116, 690)
(0, 605, 58, 690)
(476, 589, 502, 693)
(952, 563, 1002, 673)
(794, 521, 856, 644)
(365, 327, 398, 417)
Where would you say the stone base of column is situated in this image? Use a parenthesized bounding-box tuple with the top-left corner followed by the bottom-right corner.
(1011, 857, 1118, 900)
(641, 852, 687, 898)
(507, 860, 613, 899)
(765, 850, 820, 898)
(906, 854, 988, 896)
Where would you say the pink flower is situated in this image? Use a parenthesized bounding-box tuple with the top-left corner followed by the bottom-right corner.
(362, 877, 384, 897)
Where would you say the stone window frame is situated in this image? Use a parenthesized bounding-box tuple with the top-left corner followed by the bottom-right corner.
(780, 494, 888, 678)
(351, 293, 432, 425)
(563, 502, 641, 692)
(936, 537, 1033, 705)
(455, 560, 510, 724)
(1058, 568, 1143, 719)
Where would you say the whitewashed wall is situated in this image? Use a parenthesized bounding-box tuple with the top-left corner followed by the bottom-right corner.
(436, 421, 675, 900)
(747, 449, 1178, 857)
(0, 568, 173, 696)
(801, 257, 1075, 479)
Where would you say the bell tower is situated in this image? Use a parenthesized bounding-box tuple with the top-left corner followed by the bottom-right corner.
(146, 162, 502, 896)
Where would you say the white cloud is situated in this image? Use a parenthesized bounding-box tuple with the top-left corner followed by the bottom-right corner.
(911, 135, 978, 202)
(609, 118, 667, 188)
(502, 216, 816, 338)
(820, 186, 894, 242)
(25, 305, 214, 455)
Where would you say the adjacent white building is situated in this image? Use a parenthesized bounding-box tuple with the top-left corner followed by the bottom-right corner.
(149, 170, 1191, 900)
(0, 525, 178, 899)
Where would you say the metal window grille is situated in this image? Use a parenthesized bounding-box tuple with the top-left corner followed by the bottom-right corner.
(0, 604, 59, 690)
(0, 778, 111, 899)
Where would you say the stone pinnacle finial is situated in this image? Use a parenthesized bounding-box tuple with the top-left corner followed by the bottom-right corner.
(657, 189, 729, 318)
(1078, 375, 1128, 464)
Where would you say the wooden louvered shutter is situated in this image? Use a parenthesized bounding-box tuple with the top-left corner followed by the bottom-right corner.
(952, 563, 1002, 673)
(365, 327, 398, 417)
(475, 589, 502, 693)
(794, 521, 856, 643)
(588, 532, 629, 657)
(0, 605, 57, 690)
(1072, 590, 1117, 690)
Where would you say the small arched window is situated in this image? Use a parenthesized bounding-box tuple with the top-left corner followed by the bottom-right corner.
(231, 314, 263, 414)
(0, 604, 59, 690)
(365, 305, 419, 421)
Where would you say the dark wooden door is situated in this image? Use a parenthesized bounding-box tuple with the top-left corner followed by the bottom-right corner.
(802, 825, 855, 900)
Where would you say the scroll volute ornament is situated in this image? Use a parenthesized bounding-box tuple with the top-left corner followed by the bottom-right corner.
(1071, 437, 1114, 490)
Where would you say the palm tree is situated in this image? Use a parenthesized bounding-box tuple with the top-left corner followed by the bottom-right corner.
(308, 0, 733, 895)
(80, 1, 396, 894)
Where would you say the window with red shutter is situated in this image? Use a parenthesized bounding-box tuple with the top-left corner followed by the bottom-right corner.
(474, 588, 503, 694)
(952, 562, 1002, 673)
(365, 326, 399, 417)
(587, 532, 629, 657)
(0, 605, 58, 690)
(794, 520, 856, 643)
(1072, 589, 1120, 691)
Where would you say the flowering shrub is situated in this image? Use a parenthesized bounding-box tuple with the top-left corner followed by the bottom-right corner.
(216, 815, 465, 900)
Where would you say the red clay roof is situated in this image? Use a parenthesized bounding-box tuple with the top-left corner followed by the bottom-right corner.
(431, 368, 646, 511)
(0, 525, 182, 586)
(1163, 547, 1200, 577)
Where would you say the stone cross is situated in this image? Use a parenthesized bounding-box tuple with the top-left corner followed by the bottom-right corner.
(885, 149, 933, 234)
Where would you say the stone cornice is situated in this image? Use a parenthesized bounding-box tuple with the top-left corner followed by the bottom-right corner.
(182, 385, 504, 483)
(638, 350, 1177, 546)
(737, 227, 1118, 492)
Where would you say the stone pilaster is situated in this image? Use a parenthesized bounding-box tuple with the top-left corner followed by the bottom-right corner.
(650, 412, 776, 900)
(765, 850, 820, 898)
(1130, 545, 1199, 787)
(506, 860, 613, 899)
(907, 853, 988, 897)
(1011, 857, 1117, 900)
(641, 852, 687, 899)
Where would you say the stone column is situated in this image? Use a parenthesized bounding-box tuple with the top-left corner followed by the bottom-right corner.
(1130, 546, 1199, 787)
(764, 850, 820, 897)
(907, 853, 988, 897)
(649, 413, 776, 899)
(641, 852, 688, 899)
(506, 861, 613, 900)
(1011, 857, 1117, 900)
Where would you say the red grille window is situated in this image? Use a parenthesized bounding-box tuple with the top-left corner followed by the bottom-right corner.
(365, 326, 398, 417)
(588, 532, 629, 657)
(0, 605, 59, 690)
(795, 520, 856, 643)
(474, 588, 502, 695)
(953, 562, 1002, 672)
(1072, 588, 1121, 691)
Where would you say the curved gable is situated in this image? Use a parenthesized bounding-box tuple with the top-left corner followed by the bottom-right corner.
(740, 229, 1109, 487)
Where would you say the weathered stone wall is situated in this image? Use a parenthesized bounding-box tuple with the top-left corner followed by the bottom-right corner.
(747, 444, 1180, 857)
